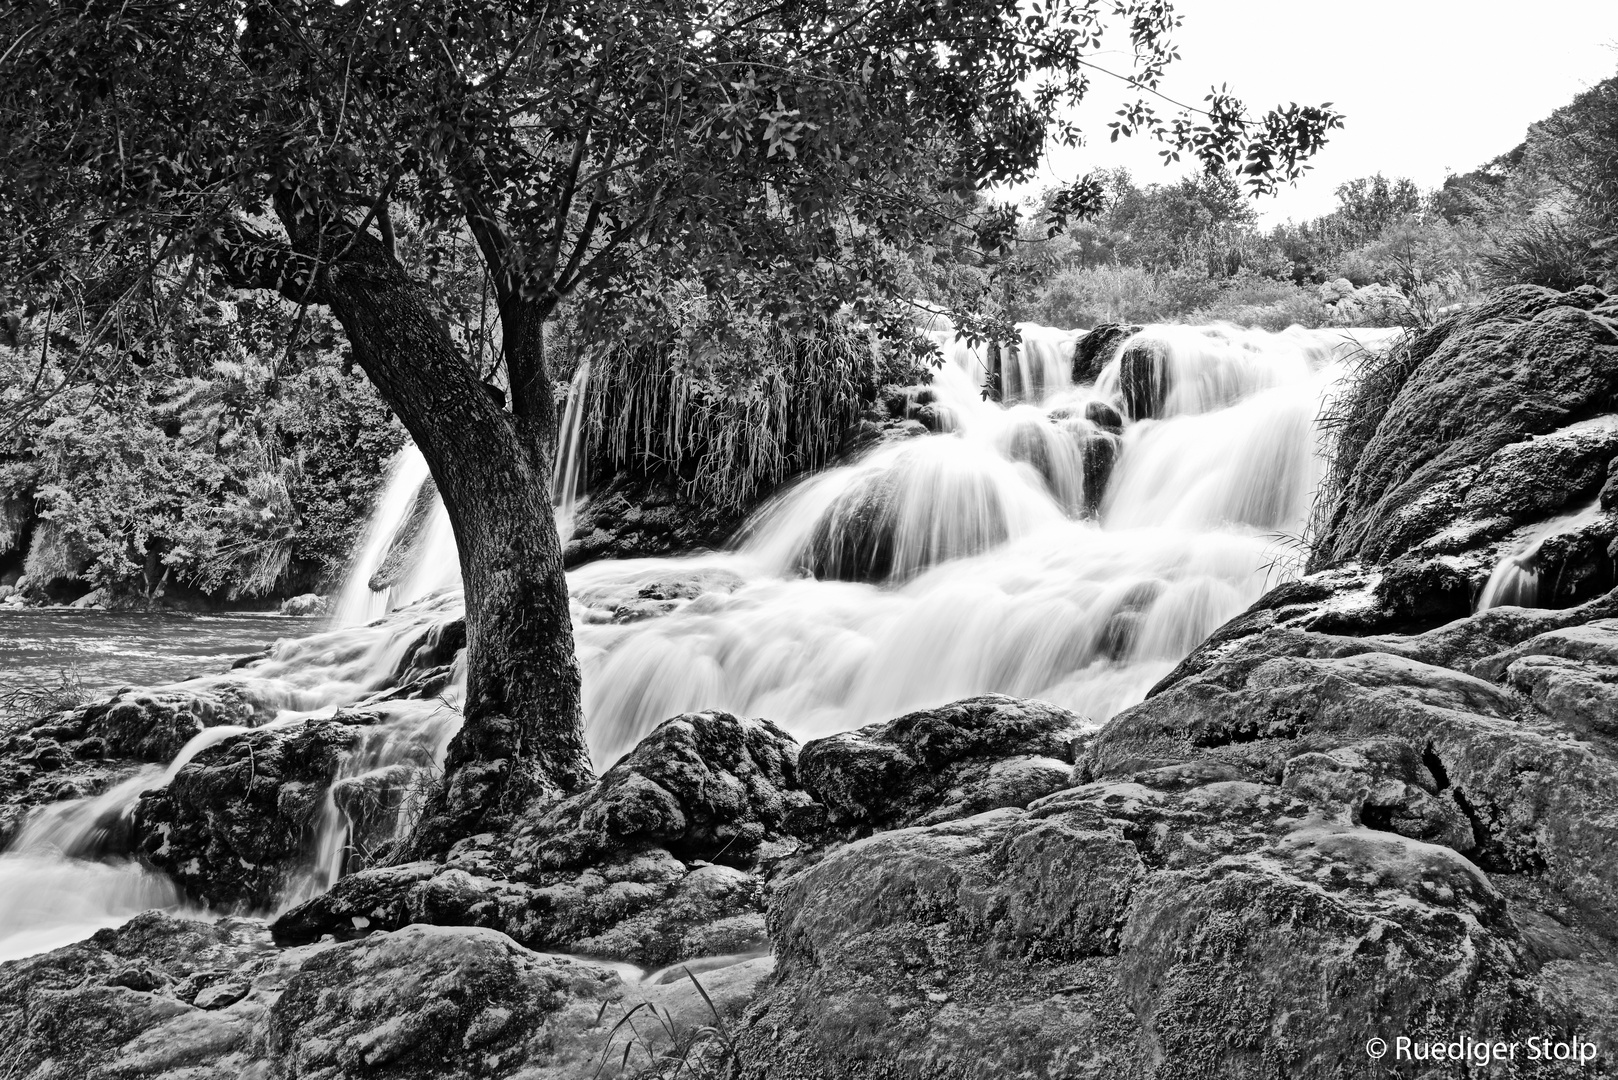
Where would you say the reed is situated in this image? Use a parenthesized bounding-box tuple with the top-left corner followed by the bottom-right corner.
(0, 668, 87, 736)
(583, 312, 908, 511)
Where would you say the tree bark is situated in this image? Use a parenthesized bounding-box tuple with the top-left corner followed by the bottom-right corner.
(276, 214, 593, 848)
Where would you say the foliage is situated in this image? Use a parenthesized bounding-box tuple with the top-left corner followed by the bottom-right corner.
(0, 0, 1342, 388)
(1481, 213, 1607, 292)
(0, 278, 404, 600)
(590, 968, 740, 1079)
(583, 301, 915, 510)
(1440, 74, 1618, 291)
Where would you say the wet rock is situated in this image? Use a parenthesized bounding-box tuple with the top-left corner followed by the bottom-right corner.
(796, 470, 903, 582)
(1118, 334, 1172, 420)
(1082, 398, 1124, 434)
(278, 592, 329, 616)
(574, 567, 746, 624)
(368, 475, 439, 591)
(133, 717, 364, 907)
(563, 474, 745, 568)
(275, 712, 809, 967)
(798, 694, 1088, 834)
(1317, 286, 1618, 567)
(914, 402, 955, 432)
(798, 465, 1011, 583)
(1072, 323, 1140, 385)
(32, 688, 261, 763)
(1078, 429, 1119, 512)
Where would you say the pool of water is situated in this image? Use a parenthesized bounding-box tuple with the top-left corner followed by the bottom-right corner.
(0, 610, 324, 698)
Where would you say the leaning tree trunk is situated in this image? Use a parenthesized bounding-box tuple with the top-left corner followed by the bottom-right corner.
(281, 219, 593, 848)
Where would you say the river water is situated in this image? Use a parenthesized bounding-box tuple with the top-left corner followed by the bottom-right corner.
(0, 319, 1400, 962)
(0, 611, 322, 697)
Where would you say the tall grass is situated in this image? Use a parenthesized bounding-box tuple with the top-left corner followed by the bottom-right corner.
(1307, 330, 1423, 566)
(0, 668, 87, 737)
(584, 315, 909, 511)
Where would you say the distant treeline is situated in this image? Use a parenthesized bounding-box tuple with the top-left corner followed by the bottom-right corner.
(903, 73, 1618, 332)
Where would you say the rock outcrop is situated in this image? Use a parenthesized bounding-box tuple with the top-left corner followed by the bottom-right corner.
(1, 687, 266, 848)
(563, 473, 747, 568)
(1313, 286, 1618, 620)
(272, 711, 812, 968)
(738, 602, 1618, 1078)
(0, 912, 768, 1079)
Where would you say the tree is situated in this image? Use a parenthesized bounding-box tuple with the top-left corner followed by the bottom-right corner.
(0, 0, 1341, 845)
(1333, 174, 1424, 242)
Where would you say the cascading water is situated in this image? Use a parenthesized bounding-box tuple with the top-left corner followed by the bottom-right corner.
(0, 601, 464, 960)
(1476, 498, 1606, 610)
(334, 361, 596, 626)
(0, 318, 1400, 963)
(573, 321, 1396, 760)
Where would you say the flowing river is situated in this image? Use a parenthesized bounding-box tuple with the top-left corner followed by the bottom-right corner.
(0, 319, 1399, 961)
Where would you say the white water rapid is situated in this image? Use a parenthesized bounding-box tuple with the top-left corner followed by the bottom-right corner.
(0, 320, 1399, 962)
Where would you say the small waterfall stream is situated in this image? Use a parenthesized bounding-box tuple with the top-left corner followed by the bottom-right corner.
(0, 320, 1400, 961)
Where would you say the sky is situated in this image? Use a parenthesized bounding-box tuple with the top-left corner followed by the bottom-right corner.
(1013, 0, 1618, 225)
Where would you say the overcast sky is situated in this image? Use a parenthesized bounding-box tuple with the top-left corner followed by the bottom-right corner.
(1015, 0, 1618, 224)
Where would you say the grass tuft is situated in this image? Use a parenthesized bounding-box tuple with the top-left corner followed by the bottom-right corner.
(0, 668, 88, 737)
(583, 308, 919, 512)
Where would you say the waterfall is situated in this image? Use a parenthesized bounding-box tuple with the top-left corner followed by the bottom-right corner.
(0, 725, 247, 960)
(1476, 498, 1605, 610)
(0, 318, 1404, 962)
(333, 360, 594, 627)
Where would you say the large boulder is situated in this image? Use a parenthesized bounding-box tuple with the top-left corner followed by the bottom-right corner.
(1317, 285, 1618, 568)
(1072, 323, 1141, 385)
(797, 694, 1087, 835)
(1118, 333, 1173, 420)
(273, 711, 812, 967)
(132, 717, 365, 907)
(0, 912, 769, 1079)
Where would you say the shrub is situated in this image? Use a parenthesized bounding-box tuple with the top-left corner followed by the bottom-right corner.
(1482, 212, 1608, 292)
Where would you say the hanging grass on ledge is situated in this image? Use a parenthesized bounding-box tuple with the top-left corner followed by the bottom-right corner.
(583, 313, 917, 511)
(1307, 328, 1423, 563)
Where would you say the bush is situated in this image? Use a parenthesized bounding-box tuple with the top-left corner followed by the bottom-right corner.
(1026, 266, 1222, 327)
(1482, 212, 1608, 292)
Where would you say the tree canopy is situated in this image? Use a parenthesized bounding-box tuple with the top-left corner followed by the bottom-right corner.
(3, 0, 1341, 359)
